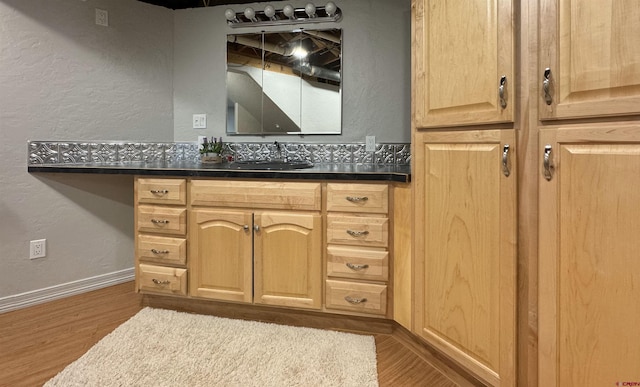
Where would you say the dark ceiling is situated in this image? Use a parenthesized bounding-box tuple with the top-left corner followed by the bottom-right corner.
(138, 0, 270, 9)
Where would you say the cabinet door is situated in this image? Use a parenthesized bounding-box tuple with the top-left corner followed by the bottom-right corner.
(413, 129, 517, 386)
(254, 211, 322, 310)
(539, 126, 640, 387)
(412, 0, 514, 128)
(539, 0, 640, 120)
(189, 209, 253, 303)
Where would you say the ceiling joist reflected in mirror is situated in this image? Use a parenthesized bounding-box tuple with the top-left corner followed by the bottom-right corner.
(226, 29, 342, 135)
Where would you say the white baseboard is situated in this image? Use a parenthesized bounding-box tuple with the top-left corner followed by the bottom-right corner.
(0, 268, 135, 314)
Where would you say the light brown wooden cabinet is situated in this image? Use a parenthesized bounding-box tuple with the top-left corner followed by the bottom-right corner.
(324, 183, 391, 317)
(412, 129, 517, 386)
(535, 1, 640, 385)
(538, 0, 640, 120)
(412, 0, 514, 128)
(189, 180, 322, 310)
(253, 211, 322, 309)
(411, 2, 517, 384)
(134, 178, 188, 296)
(189, 209, 253, 303)
(538, 125, 640, 387)
(134, 178, 408, 320)
(411, 0, 640, 384)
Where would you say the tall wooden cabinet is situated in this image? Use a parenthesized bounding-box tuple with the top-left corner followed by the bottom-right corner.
(412, 0, 514, 127)
(413, 0, 640, 384)
(538, 125, 640, 387)
(538, 0, 640, 120)
(412, 0, 517, 385)
(413, 129, 517, 386)
(536, 1, 640, 385)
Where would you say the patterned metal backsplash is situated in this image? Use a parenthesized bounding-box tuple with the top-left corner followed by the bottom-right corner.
(28, 141, 411, 166)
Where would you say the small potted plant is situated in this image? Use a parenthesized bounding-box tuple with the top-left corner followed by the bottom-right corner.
(200, 137, 224, 164)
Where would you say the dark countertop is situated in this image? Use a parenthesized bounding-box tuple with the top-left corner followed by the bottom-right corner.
(28, 161, 411, 183)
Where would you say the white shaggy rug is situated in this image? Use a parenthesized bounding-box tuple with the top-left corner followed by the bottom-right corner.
(45, 307, 379, 386)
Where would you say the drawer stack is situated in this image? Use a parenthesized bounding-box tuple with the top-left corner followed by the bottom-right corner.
(325, 183, 389, 316)
(135, 178, 188, 296)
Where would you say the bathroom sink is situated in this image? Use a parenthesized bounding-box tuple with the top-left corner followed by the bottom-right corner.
(229, 160, 314, 170)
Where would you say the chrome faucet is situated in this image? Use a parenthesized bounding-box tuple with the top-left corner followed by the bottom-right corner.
(274, 141, 286, 162)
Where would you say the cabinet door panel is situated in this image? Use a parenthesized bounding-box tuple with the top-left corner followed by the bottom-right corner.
(414, 129, 516, 386)
(539, 0, 640, 119)
(413, 0, 514, 128)
(254, 212, 322, 309)
(539, 126, 640, 387)
(189, 210, 253, 303)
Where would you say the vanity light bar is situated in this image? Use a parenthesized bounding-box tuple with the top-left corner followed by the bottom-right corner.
(225, 2, 342, 28)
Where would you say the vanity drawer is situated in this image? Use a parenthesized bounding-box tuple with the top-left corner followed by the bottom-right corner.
(137, 235, 187, 266)
(137, 205, 187, 236)
(190, 180, 321, 211)
(325, 280, 387, 316)
(137, 178, 187, 205)
(326, 215, 389, 247)
(327, 245, 389, 281)
(326, 183, 388, 214)
(138, 264, 187, 296)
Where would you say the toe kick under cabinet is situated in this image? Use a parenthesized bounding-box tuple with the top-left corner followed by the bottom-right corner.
(134, 177, 398, 319)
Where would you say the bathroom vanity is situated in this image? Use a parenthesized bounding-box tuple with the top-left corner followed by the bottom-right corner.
(136, 177, 403, 319)
(29, 157, 411, 322)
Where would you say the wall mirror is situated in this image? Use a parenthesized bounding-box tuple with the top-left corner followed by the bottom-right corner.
(226, 28, 342, 135)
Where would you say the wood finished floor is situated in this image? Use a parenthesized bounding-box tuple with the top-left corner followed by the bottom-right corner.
(0, 282, 460, 387)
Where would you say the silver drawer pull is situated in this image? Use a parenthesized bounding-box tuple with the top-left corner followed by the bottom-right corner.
(346, 230, 369, 237)
(499, 75, 507, 109)
(346, 263, 369, 271)
(345, 296, 367, 305)
(346, 196, 368, 203)
(150, 189, 169, 195)
(152, 278, 170, 285)
(543, 145, 554, 181)
(151, 249, 169, 254)
(543, 68, 553, 105)
(502, 144, 511, 177)
(151, 219, 170, 224)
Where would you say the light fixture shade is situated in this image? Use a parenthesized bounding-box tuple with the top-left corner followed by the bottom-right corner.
(224, 8, 236, 21)
(283, 4, 295, 19)
(226, 3, 342, 27)
(244, 7, 256, 21)
(305, 3, 317, 17)
(264, 5, 276, 19)
(325, 2, 337, 16)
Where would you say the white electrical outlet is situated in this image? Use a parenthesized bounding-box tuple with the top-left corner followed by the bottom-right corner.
(30, 239, 46, 259)
(365, 136, 376, 152)
(95, 8, 108, 27)
(193, 114, 207, 129)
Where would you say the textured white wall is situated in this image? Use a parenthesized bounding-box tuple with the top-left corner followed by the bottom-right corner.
(173, 0, 412, 143)
(0, 0, 173, 298)
(0, 0, 410, 301)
